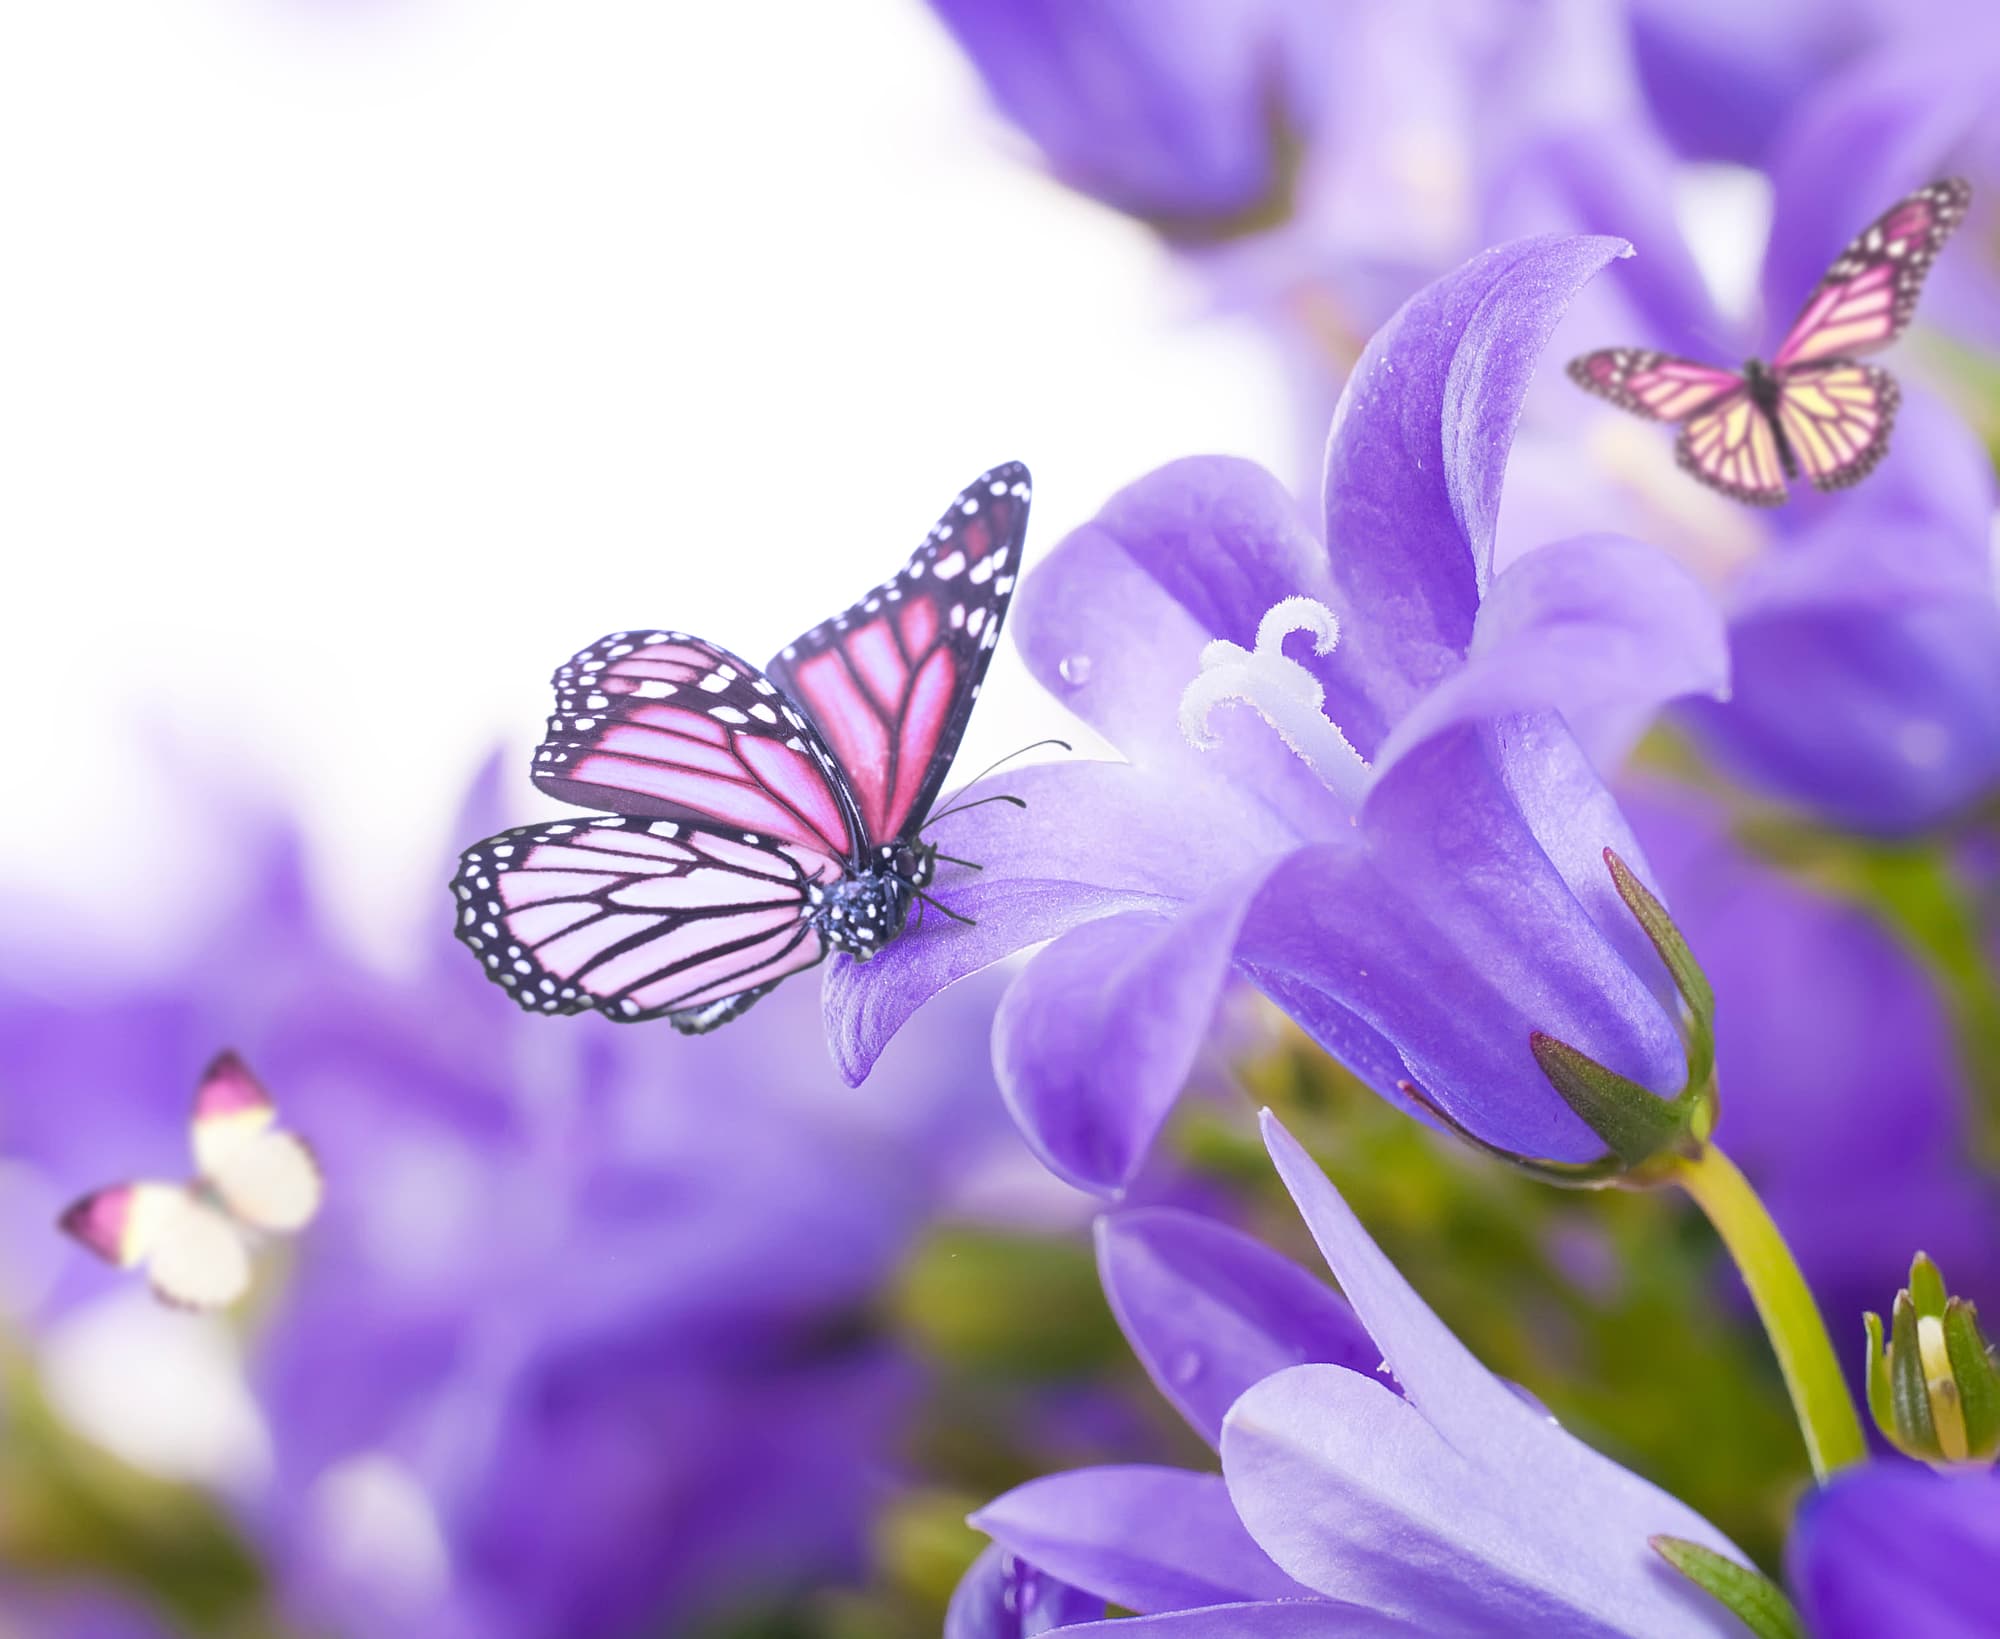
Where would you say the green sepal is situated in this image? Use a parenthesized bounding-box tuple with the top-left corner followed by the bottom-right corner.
(1650, 1537, 1804, 1639)
(1944, 1299, 2000, 1460)
(1910, 1252, 1950, 1319)
(1394, 1077, 1628, 1189)
(1864, 1311, 1895, 1439)
(1888, 1291, 1941, 1459)
(1606, 847, 1716, 1091)
(1529, 1032, 1692, 1170)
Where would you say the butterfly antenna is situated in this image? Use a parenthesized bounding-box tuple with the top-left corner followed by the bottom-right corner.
(950, 737, 1073, 794)
(924, 792, 1027, 827)
(916, 890, 978, 928)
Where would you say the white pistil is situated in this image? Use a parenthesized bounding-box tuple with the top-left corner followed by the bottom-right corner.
(1178, 596, 1372, 807)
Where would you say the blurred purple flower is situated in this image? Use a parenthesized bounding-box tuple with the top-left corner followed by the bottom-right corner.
(1786, 1461, 2000, 1637)
(832, 234, 1728, 1193)
(1624, 780, 2000, 1328)
(951, 1112, 1746, 1635)
(1, 763, 1042, 1637)
(924, 0, 1332, 231)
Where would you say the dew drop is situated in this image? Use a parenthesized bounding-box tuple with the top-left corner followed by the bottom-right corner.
(1058, 654, 1092, 686)
(1168, 1348, 1204, 1387)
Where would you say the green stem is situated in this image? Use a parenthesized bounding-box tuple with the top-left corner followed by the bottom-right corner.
(1669, 1143, 1867, 1481)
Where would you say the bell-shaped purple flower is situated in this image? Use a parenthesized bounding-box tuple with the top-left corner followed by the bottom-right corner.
(950, 1112, 1748, 1635)
(830, 233, 1729, 1194)
(1786, 1461, 2000, 1637)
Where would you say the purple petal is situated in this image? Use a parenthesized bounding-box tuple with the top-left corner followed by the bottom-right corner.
(1787, 1462, 2000, 1639)
(994, 867, 1280, 1195)
(1373, 534, 1729, 778)
(925, 0, 1295, 222)
(1013, 455, 1359, 833)
(1222, 1365, 1735, 1634)
(971, 1466, 1308, 1613)
(1050, 1604, 1421, 1637)
(1095, 1208, 1376, 1449)
(1251, 1115, 1743, 1625)
(947, 1543, 1105, 1639)
(1245, 731, 1685, 1163)
(823, 761, 1196, 1085)
(1320, 234, 1632, 721)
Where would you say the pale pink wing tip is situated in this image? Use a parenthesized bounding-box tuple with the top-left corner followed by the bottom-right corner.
(59, 1187, 138, 1266)
(193, 1050, 273, 1122)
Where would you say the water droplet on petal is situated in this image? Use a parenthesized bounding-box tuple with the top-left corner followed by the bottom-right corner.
(1058, 654, 1092, 686)
(1169, 1348, 1204, 1386)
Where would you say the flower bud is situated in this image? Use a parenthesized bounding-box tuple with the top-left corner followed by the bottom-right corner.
(1865, 1253, 2000, 1467)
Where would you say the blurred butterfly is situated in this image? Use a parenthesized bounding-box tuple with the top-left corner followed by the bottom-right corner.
(58, 1052, 323, 1310)
(453, 461, 1032, 1032)
(1569, 178, 1971, 506)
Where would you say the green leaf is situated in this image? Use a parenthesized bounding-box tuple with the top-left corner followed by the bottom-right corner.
(1529, 1032, 1689, 1169)
(1651, 1536, 1805, 1639)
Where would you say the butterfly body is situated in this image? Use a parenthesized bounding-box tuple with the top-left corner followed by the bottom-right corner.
(455, 463, 1032, 1032)
(1571, 179, 1968, 506)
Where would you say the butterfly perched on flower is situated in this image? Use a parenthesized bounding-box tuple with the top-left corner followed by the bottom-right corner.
(1569, 178, 1971, 506)
(453, 462, 1032, 1032)
(58, 1052, 323, 1310)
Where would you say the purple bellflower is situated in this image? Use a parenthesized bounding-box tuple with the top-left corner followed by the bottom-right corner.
(1786, 1460, 2000, 1638)
(1, 766, 1039, 1638)
(830, 233, 1729, 1194)
(949, 1111, 1748, 1636)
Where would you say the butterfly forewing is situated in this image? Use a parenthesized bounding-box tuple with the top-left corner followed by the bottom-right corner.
(60, 1182, 254, 1310)
(1774, 364, 1900, 491)
(532, 632, 863, 864)
(453, 814, 834, 1028)
(1566, 350, 1744, 421)
(1676, 390, 1789, 507)
(766, 462, 1031, 848)
(1773, 179, 1971, 370)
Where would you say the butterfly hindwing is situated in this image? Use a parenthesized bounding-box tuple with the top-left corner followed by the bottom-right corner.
(531, 632, 863, 863)
(453, 814, 834, 1029)
(1676, 388, 1789, 507)
(1774, 363, 1900, 492)
(1566, 349, 1744, 422)
(766, 463, 1031, 848)
(1773, 178, 1971, 370)
(60, 1182, 254, 1310)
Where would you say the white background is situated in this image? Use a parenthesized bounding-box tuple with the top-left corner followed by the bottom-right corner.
(0, 0, 1292, 971)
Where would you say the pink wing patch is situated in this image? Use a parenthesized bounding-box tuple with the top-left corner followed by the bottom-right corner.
(453, 815, 834, 1030)
(59, 1184, 153, 1267)
(1775, 363, 1900, 491)
(192, 1050, 272, 1124)
(1676, 389, 1789, 507)
(1773, 178, 1971, 368)
(1566, 349, 1743, 422)
(767, 462, 1032, 847)
(532, 633, 859, 862)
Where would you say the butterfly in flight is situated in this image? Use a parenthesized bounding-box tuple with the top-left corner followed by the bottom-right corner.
(452, 462, 1032, 1032)
(1568, 178, 1971, 506)
(58, 1052, 323, 1310)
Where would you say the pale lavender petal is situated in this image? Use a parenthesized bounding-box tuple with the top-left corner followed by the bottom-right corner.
(1372, 534, 1729, 778)
(1223, 1366, 1734, 1635)
(824, 760, 1195, 1085)
(1788, 1462, 2000, 1639)
(971, 1466, 1308, 1613)
(1320, 234, 1632, 724)
(995, 863, 1282, 1195)
(1013, 455, 1357, 836)
(1095, 1208, 1377, 1449)
(1051, 1604, 1422, 1637)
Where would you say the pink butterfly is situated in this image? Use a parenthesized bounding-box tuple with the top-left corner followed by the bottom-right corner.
(58, 1052, 323, 1310)
(453, 463, 1031, 1032)
(1569, 178, 1971, 506)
